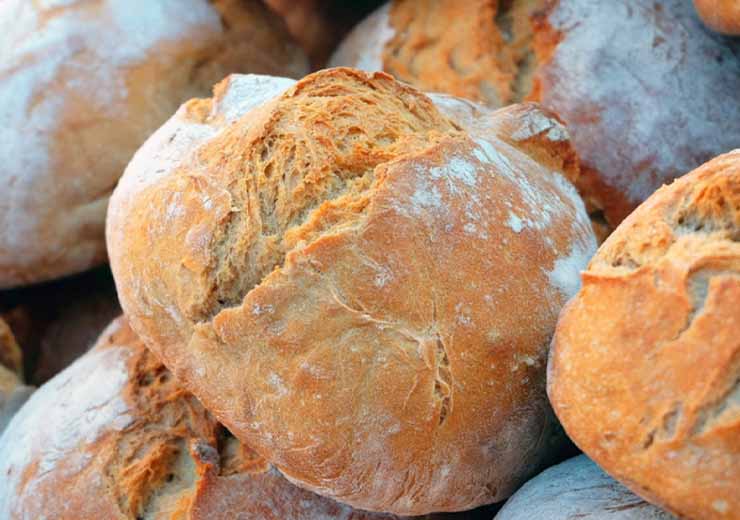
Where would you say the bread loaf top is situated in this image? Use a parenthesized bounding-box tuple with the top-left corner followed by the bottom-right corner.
(108, 68, 595, 514)
(0, 0, 308, 288)
(548, 150, 740, 519)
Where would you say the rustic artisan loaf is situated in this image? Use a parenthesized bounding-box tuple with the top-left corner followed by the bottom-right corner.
(108, 68, 596, 514)
(0, 319, 33, 433)
(548, 150, 740, 519)
(495, 455, 674, 520)
(0, 316, 447, 519)
(694, 0, 740, 35)
(331, 0, 740, 231)
(0, 0, 309, 289)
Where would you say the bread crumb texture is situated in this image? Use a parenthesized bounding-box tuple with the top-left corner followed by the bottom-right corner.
(108, 68, 596, 514)
(0, 0, 308, 288)
(549, 150, 740, 519)
(0, 317, 424, 520)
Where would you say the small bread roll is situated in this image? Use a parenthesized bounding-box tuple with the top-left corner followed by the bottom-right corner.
(331, 0, 740, 232)
(548, 150, 740, 519)
(108, 68, 596, 514)
(0, 316, 442, 519)
(495, 455, 674, 520)
(0, 0, 309, 289)
(0, 319, 33, 434)
(694, 0, 740, 35)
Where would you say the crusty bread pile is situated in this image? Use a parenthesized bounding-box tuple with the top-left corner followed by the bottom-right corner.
(0, 1, 738, 519)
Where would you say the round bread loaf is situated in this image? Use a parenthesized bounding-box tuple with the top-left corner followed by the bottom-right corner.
(0, 316, 445, 519)
(0, 0, 309, 289)
(331, 0, 740, 231)
(548, 150, 740, 519)
(0, 318, 33, 434)
(694, 0, 740, 35)
(107, 68, 596, 514)
(495, 455, 674, 520)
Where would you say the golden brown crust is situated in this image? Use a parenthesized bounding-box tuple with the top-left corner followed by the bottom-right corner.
(0, 316, 433, 519)
(0, 0, 308, 289)
(548, 150, 740, 519)
(693, 0, 740, 35)
(108, 68, 596, 514)
(331, 0, 543, 107)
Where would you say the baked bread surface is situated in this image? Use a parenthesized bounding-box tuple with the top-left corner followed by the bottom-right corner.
(0, 0, 308, 288)
(330, 0, 740, 233)
(108, 68, 596, 514)
(549, 150, 740, 519)
(0, 316, 423, 520)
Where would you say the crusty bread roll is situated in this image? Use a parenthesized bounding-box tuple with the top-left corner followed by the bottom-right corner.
(331, 0, 740, 232)
(548, 150, 740, 519)
(107, 68, 596, 514)
(694, 0, 740, 35)
(495, 455, 674, 520)
(0, 316, 447, 519)
(0, 319, 33, 434)
(0, 0, 309, 289)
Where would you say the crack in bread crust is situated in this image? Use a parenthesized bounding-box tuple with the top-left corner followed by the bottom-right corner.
(189, 70, 458, 322)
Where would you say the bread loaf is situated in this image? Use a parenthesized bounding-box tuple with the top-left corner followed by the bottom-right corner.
(548, 150, 740, 519)
(107, 68, 596, 514)
(693, 0, 740, 35)
(0, 316, 446, 519)
(0, 0, 309, 289)
(331, 0, 740, 232)
(495, 456, 674, 520)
